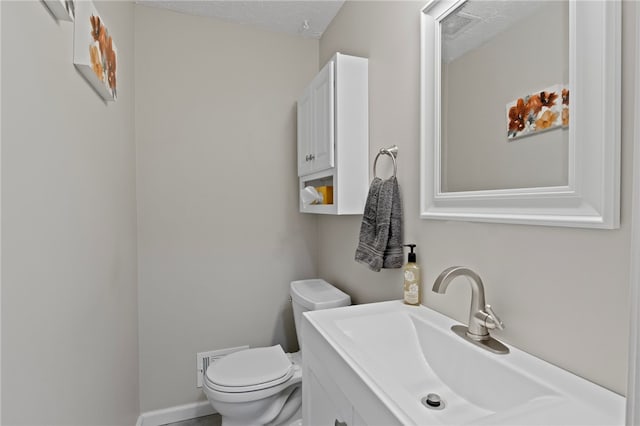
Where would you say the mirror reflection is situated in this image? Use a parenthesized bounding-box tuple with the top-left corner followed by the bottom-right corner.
(440, 1, 569, 192)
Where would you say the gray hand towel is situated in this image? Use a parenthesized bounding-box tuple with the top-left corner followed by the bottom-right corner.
(383, 177, 404, 268)
(355, 176, 403, 272)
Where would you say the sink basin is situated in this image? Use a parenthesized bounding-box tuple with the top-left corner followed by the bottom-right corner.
(305, 300, 624, 425)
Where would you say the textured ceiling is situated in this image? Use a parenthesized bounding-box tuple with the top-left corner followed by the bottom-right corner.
(442, 1, 546, 63)
(137, 0, 345, 39)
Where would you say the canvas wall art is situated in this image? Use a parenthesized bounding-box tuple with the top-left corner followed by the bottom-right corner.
(73, 1, 117, 101)
(507, 85, 569, 140)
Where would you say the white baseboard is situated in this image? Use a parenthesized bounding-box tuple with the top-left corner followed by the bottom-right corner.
(136, 401, 216, 426)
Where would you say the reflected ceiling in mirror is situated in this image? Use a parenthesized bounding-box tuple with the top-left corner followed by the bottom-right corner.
(420, 0, 620, 228)
(441, 1, 569, 192)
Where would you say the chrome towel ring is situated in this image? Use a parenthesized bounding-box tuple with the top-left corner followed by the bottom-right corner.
(373, 145, 398, 178)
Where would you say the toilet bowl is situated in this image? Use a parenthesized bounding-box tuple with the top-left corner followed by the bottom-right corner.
(202, 279, 351, 426)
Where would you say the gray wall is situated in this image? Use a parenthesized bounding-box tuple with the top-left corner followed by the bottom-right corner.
(1, 1, 139, 425)
(135, 5, 319, 411)
(318, 0, 635, 395)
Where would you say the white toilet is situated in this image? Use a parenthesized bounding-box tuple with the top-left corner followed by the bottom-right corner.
(202, 279, 351, 426)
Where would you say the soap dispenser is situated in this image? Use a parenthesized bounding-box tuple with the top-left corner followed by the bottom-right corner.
(403, 244, 421, 306)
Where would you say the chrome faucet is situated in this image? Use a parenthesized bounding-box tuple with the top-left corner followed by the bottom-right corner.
(433, 266, 509, 354)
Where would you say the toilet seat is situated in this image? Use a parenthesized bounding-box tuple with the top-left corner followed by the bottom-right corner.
(206, 345, 294, 393)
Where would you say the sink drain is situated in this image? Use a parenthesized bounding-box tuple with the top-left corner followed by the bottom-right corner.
(421, 393, 445, 410)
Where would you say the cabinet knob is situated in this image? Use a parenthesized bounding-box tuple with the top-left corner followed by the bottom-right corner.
(309, 154, 315, 160)
(334, 420, 347, 426)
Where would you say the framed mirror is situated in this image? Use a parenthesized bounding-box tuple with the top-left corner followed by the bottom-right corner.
(420, 0, 621, 228)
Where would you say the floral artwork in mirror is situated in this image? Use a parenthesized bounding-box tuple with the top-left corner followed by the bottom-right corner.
(507, 85, 569, 140)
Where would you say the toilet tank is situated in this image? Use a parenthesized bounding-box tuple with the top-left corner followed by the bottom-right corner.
(290, 279, 351, 350)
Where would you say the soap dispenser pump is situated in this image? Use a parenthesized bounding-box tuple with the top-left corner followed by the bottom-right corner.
(403, 244, 421, 306)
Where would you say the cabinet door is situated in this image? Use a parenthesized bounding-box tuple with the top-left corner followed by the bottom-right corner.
(310, 59, 335, 174)
(307, 369, 351, 426)
(297, 86, 313, 176)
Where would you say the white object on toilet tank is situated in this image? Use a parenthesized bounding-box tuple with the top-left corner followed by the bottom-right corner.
(290, 279, 351, 350)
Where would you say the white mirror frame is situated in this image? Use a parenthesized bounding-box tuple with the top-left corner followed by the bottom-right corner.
(420, 0, 621, 228)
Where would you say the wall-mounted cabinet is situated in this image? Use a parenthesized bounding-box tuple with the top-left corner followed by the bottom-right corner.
(297, 53, 369, 215)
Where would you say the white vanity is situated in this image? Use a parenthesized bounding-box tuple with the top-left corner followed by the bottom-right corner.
(301, 301, 625, 425)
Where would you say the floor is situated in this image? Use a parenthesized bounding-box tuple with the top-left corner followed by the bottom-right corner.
(162, 414, 222, 426)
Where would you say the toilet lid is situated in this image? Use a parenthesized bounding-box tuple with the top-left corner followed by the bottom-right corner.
(206, 345, 293, 392)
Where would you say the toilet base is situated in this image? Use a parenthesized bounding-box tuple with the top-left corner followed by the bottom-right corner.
(266, 397, 301, 426)
(216, 383, 302, 426)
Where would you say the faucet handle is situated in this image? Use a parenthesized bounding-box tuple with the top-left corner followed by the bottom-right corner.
(484, 304, 505, 330)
